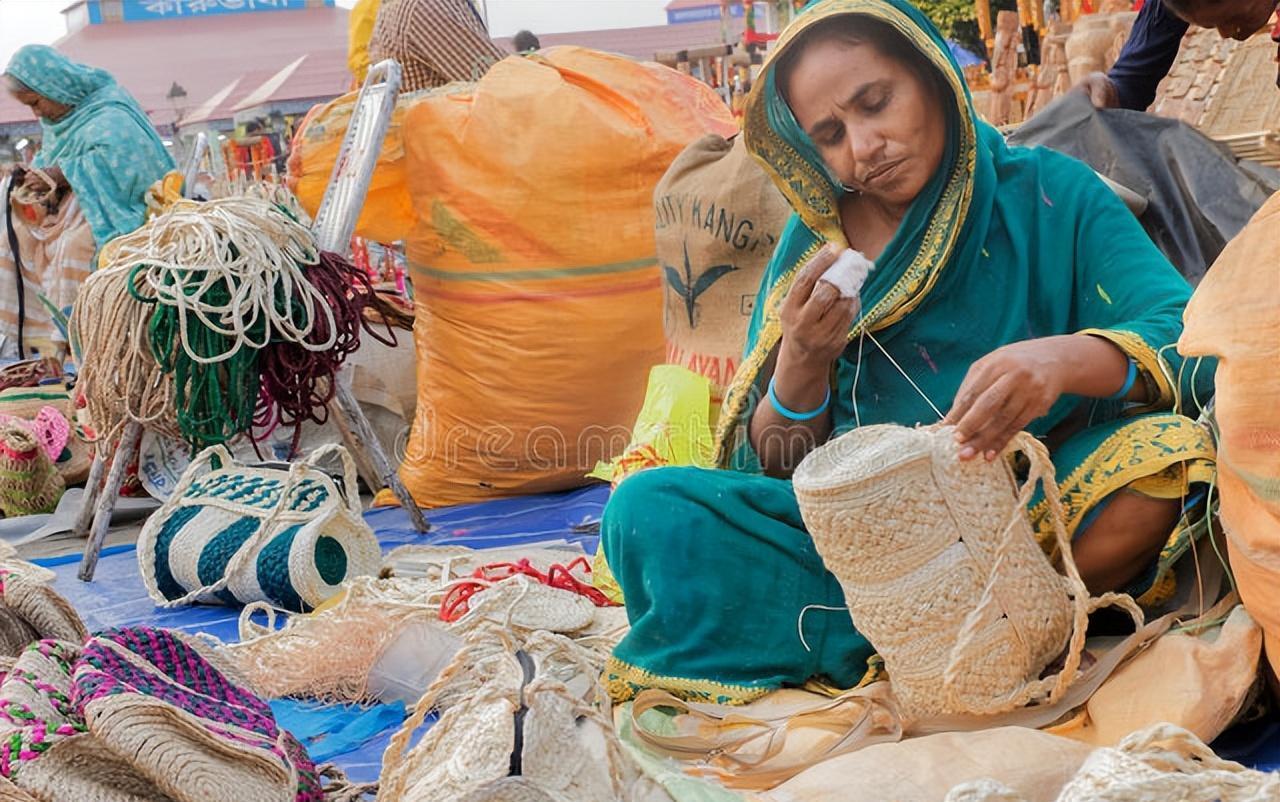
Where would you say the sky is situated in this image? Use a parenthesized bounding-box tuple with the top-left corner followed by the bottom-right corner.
(0, 0, 674, 68)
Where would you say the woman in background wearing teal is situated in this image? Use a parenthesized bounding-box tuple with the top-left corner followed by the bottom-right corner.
(5, 45, 174, 250)
(602, 0, 1215, 706)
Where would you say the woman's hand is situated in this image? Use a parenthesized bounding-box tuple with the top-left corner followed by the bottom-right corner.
(777, 244, 860, 373)
(1075, 72, 1120, 109)
(943, 335, 1134, 461)
(749, 244, 860, 477)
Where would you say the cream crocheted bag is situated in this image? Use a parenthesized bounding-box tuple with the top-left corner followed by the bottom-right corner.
(137, 443, 382, 611)
(793, 425, 1142, 722)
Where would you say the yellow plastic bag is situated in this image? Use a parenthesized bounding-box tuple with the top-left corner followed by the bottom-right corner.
(589, 364, 716, 486)
(590, 365, 716, 605)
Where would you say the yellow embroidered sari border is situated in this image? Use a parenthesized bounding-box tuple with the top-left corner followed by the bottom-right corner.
(1028, 414, 1216, 551)
(1077, 328, 1176, 412)
(605, 656, 774, 705)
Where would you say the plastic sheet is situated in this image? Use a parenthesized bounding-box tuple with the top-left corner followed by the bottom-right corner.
(1009, 92, 1280, 284)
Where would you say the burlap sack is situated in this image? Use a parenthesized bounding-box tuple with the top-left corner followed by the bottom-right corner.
(763, 727, 1094, 802)
(1179, 190, 1280, 681)
(655, 134, 791, 401)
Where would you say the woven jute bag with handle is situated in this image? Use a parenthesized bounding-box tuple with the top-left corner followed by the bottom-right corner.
(137, 443, 382, 612)
(793, 425, 1143, 722)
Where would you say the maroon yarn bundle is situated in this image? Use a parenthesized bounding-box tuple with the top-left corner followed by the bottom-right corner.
(254, 251, 397, 456)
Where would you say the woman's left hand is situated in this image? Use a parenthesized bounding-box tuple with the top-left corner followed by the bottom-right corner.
(942, 339, 1070, 461)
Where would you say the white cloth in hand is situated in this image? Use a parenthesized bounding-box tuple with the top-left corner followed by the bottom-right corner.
(819, 249, 875, 299)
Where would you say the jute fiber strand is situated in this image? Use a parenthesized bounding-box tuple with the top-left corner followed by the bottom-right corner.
(228, 576, 452, 704)
(73, 195, 344, 450)
(0, 423, 63, 517)
(70, 258, 179, 448)
(1178, 190, 1280, 680)
(793, 425, 1143, 722)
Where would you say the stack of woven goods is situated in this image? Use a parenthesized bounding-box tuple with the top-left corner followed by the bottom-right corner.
(0, 543, 354, 802)
(225, 544, 653, 802)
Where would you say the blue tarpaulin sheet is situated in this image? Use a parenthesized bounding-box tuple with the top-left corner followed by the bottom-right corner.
(29, 480, 1280, 782)
(36, 484, 608, 784)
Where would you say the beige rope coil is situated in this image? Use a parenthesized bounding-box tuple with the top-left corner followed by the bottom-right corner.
(793, 425, 1144, 722)
(71, 195, 332, 447)
(71, 261, 179, 447)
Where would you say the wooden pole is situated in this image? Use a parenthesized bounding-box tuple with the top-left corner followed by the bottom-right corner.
(331, 380, 429, 533)
(78, 422, 142, 582)
(70, 450, 108, 540)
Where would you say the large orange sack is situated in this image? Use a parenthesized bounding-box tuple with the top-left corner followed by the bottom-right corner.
(1179, 190, 1280, 678)
(288, 87, 426, 245)
(398, 48, 736, 507)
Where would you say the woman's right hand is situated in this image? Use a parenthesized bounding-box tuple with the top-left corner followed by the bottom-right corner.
(777, 244, 860, 371)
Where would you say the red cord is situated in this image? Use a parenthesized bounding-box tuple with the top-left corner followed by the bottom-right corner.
(438, 555, 618, 623)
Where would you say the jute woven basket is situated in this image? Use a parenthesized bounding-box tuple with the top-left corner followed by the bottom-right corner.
(794, 425, 1137, 721)
(74, 627, 324, 802)
(0, 641, 173, 802)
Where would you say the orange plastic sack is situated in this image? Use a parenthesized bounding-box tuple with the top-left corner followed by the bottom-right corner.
(397, 48, 736, 507)
(287, 87, 424, 245)
(1179, 191, 1280, 679)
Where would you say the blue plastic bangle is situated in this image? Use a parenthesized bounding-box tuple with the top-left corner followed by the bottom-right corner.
(767, 377, 831, 421)
(1109, 359, 1138, 400)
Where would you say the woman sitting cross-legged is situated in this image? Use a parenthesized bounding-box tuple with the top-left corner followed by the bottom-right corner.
(601, 0, 1216, 706)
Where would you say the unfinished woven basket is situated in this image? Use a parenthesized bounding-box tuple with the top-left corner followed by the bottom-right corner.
(794, 425, 1136, 721)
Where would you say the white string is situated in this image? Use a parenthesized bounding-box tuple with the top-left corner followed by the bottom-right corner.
(863, 328, 945, 421)
(103, 196, 335, 366)
(797, 604, 850, 652)
(851, 327, 866, 429)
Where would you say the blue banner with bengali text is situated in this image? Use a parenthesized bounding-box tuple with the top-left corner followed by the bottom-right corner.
(120, 0, 332, 23)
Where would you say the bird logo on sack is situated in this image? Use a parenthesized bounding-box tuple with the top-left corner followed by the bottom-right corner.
(664, 241, 738, 328)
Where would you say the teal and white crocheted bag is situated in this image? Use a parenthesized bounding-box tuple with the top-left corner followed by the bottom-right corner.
(137, 444, 382, 612)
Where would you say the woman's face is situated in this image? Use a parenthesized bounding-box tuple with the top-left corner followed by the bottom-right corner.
(784, 36, 947, 210)
(7, 85, 70, 123)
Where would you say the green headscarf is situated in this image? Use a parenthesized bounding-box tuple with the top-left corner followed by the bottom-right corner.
(5, 45, 174, 249)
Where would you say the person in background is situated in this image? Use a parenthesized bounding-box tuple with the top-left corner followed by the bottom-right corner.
(513, 30, 541, 53)
(3, 45, 174, 250)
(0, 45, 173, 356)
(369, 0, 506, 92)
(1077, 0, 1279, 110)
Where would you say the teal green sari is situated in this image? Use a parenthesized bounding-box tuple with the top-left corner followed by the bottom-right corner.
(603, 0, 1215, 706)
(6, 46, 174, 250)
